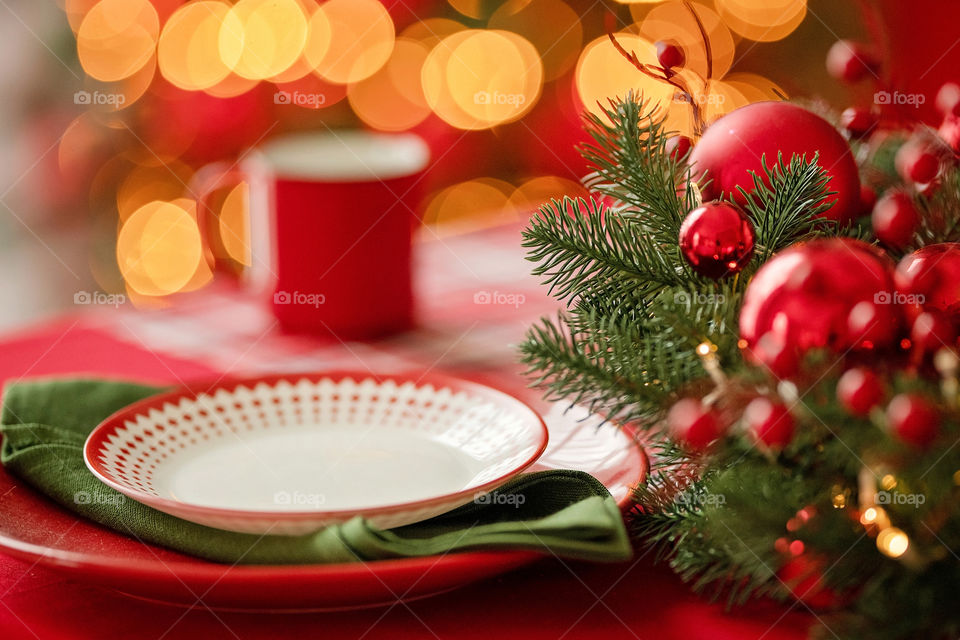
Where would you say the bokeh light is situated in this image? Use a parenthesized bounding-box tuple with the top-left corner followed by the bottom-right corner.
(575, 33, 674, 118)
(508, 176, 588, 215)
(423, 179, 514, 232)
(158, 1, 233, 91)
(313, 0, 394, 84)
(219, 0, 309, 80)
(218, 183, 252, 266)
(76, 0, 159, 82)
(349, 38, 432, 131)
(715, 0, 807, 42)
(488, 0, 583, 81)
(116, 161, 194, 221)
(399, 18, 466, 49)
(117, 199, 204, 296)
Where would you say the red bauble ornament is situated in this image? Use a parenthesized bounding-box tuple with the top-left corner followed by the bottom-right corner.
(667, 398, 724, 451)
(837, 367, 885, 416)
(910, 310, 956, 353)
(744, 397, 794, 448)
(666, 135, 693, 162)
(656, 40, 684, 69)
(840, 107, 877, 139)
(688, 102, 861, 225)
(896, 142, 941, 184)
(859, 185, 877, 216)
(825, 40, 879, 84)
(739, 239, 900, 373)
(939, 114, 960, 153)
(778, 556, 841, 610)
(936, 82, 960, 117)
(895, 243, 960, 319)
(872, 192, 920, 249)
(678, 202, 755, 279)
(886, 393, 940, 447)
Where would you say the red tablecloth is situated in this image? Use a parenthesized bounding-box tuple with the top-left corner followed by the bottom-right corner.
(0, 225, 814, 639)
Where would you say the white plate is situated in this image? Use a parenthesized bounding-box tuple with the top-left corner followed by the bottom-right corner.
(84, 372, 548, 534)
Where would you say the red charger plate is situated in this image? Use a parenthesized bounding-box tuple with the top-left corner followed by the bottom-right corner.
(0, 403, 646, 611)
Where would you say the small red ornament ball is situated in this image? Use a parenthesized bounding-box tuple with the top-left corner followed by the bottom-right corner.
(665, 135, 693, 162)
(910, 310, 956, 353)
(872, 192, 919, 249)
(688, 102, 861, 225)
(739, 239, 900, 373)
(667, 398, 724, 451)
(895, 243, 960, 319)
(886, 393, 940, 447)
(825, 40, 878, 83)
(837, 367, 885, 416)
(678, 202, 755, 279)
(896, 142, 940, 184)
(840, 107, 877, 139)
(656, 40, 684, 69)
(744, 397, 794, 448)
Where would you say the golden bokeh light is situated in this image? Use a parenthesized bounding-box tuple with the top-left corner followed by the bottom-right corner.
(313, 0, 394, 84)
(116, 161, 194, 221)
(348, 38, 431, 132)
(489, 0, 583, 81)
(636, 1, 736, 80)
(575, 33, 674, 118)
(65, 0, 101, 33)
(423, 179, 514, 232)
(219, 0, 309, 80)
(508, 176, 587, 215)
(159, 1, 233, 91)
(218, 182, 252, 266)
(723, 72, 787, 102)
(76, 0, 159, 82)
(876, 527, 909, 559)
(447, 0, 491, 20)
(117, 200, 204, 296)
(400, 18, 466, 49)
(715, 0, 807, 42)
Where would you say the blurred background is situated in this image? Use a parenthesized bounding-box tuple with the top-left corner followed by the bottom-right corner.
(0, 0, 955, 330)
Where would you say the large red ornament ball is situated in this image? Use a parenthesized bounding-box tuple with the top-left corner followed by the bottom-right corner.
(739, 239, 900, 373)
(678, 202, 755, 279)
(688, 102, 861, 225)
(886, 393, 940, 448)
(895, 243, 960, 319)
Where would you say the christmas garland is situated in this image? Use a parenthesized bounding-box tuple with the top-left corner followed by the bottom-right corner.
(520, 29, 960, 640)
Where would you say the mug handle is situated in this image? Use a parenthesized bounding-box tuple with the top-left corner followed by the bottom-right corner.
(189, 161, 251, 271)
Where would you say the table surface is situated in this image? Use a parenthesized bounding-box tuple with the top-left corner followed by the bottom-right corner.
(0, 225, 814, 639)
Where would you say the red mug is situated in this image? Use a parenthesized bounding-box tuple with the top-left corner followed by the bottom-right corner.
(195, 131, 430, 340)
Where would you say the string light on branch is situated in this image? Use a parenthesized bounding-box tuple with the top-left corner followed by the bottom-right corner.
(877, 527, 910, 559)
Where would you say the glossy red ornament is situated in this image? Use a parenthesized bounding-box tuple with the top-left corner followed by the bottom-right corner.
(910, 310, 956, 353)
(895, 243, 960, 319)
(777, 556, 841, 610)
(667, 398, 724, 451)
(825, 40, 879, 83)
(666, 135, 693, 162)
(678, 202, 755, 279)
(739, 239, 900, 373)
(896, 142, 940, 184)
(886, 393, 940, 447)
(656, 40, 684, 69)
(840, 107, 877, 139)
(688, 102, 861, 225)
(872, 192, 920, 248)
(859, 185, 877, 216)
(744, 397, 794, 448)
(939, 114, 960, 152)
(837, 367, 885, 416)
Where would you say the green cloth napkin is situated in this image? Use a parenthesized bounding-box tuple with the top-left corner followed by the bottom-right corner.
(0, 379, 632, 565)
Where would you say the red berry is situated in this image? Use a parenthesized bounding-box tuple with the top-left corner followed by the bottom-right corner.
(666, 135, 693, 162)
(859, 185, 877, 216)
(656, 41, 684, 69)
(744, 397, 795, 448)
(936, 82, 960, 117)
(667, 398, 724, 451)
(911, 310, 956, 353)
(872, 192, 919, 248)
(886, 393, 940, 447)
(837, 367, 884, 416)
(896, 142, 940, 184)
(840, 107, 877, 139)
(826, 40, 878, 83)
